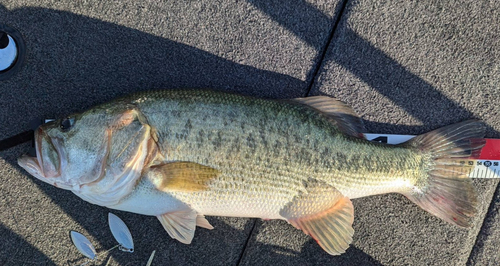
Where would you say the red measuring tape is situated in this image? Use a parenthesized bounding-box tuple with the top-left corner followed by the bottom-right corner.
(475, 139, 500, 160)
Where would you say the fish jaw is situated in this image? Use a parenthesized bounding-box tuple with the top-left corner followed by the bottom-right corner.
(18, 154, 76, 190)
(17, 127, 58, 180)
(17, 127, 82, 190)
(18, 155, 47, 182)
(18, 126, 72, 189)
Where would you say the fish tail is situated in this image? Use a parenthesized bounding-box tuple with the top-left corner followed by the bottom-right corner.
(401, 120, 486, 227)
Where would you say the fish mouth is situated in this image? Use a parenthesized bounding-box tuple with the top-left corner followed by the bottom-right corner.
(18, 127, 71, 189)
(18, 154, 44, 180)
(18, 128, 46, 178)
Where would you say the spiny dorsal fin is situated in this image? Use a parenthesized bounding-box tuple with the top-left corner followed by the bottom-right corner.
(157, 209, 197, 244)
(279, 180, 354, 255)
(293, 96, 366, 139)
(148, 162, 219, 192)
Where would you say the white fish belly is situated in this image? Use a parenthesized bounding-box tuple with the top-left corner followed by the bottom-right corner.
(109, 178, 187, 216)
(169, 176, 300, 220)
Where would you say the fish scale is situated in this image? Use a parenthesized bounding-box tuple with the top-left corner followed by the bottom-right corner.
(132, 90, 422, 216)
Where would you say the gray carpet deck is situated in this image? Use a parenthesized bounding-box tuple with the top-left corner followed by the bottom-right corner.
(0, 0, 499, 265)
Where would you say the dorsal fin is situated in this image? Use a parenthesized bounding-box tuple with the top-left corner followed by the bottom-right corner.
(293, 96, 366, 138)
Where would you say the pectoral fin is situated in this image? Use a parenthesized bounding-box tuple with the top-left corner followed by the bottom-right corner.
(280, 181, 354, 256)
(157, 209, 198, 244)
(148, 162, 219, 192)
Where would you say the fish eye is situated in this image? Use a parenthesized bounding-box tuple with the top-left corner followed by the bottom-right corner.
(60, 117, 75, 132)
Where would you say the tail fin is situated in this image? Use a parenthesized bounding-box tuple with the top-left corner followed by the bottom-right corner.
(401, 120, 486, 227)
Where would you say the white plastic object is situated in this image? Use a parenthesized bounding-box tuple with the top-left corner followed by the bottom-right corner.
(70, 231, 97, 260)
(108, 213, 134, 252)
(146, 250, 156, 266)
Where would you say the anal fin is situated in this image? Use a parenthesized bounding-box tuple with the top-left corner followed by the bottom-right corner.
(280, 181, 354, 256)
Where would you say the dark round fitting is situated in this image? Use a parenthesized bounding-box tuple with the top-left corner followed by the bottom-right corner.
(0, 24, 26, 80)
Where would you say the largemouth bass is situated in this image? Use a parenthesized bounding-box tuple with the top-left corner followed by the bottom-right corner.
(18, 89, 485, 255)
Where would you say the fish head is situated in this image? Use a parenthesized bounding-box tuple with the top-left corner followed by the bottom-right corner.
(18, 104, 157, 196)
